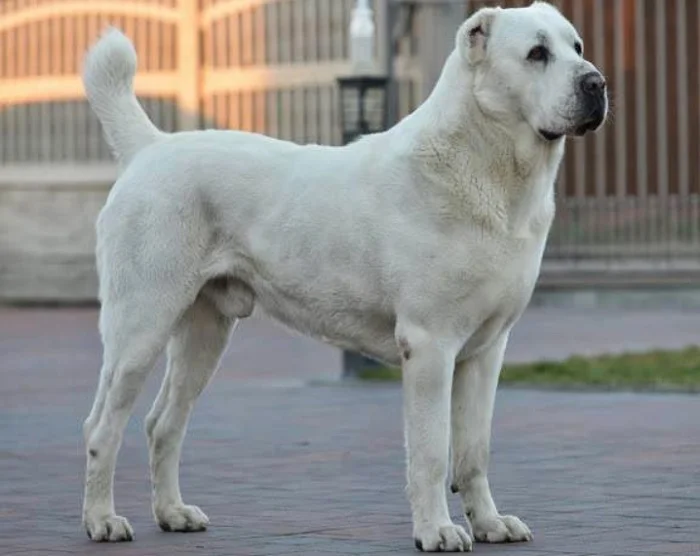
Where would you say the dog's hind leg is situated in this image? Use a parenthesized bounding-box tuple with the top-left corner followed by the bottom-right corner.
(144, 293, 236, 533)
(82, 285, 195, 542)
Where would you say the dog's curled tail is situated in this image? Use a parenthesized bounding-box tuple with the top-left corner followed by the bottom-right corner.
(83, 28, 163, 169)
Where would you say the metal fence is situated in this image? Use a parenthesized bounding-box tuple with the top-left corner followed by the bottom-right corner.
(0, 0, 698, 275)
(393, 0, 700, 273)
(0, 0, 365, 160)
(539, 0, 700, 270)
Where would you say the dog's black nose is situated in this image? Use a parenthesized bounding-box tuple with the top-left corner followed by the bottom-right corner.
(580, 72, 606, 96)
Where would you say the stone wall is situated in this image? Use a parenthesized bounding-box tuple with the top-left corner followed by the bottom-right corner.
(0, 165, 116, 303)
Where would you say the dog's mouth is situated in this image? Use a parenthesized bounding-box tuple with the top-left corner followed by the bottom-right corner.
(538, 103, 607, 142)
(539, 115, 605, 142)
(569, 105, 607, 137)
(538, 129, 564, 142)
(572, 116, 604, 136)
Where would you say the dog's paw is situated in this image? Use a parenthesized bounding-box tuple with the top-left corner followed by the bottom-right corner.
(471, 513, 532, 543)
(156, 504, 209, 533)
(84, 513, 134, 542)
(414, 522, 472, 552)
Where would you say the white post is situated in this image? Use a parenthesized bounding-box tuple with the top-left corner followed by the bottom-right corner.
(349, 0, 377, 74)
(341, 1, 384, 378)
(177, 0, 200, 131)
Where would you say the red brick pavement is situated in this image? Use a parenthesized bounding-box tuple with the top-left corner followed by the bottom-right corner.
(0, 308, 699, 555)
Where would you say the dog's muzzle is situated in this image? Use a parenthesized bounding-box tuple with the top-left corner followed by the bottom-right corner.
(573, 71, 607, 135)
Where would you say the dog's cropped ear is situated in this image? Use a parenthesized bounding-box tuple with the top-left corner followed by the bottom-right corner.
(456, 7, 501, 65)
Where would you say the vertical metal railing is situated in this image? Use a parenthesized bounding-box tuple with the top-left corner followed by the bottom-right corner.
(0, 0, 698, 273)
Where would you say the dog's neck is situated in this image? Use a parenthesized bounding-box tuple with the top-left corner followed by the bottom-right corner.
(391, 50, 564, 233)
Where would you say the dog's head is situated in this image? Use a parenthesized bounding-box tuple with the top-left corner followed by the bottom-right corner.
(457, 1, 608, 142)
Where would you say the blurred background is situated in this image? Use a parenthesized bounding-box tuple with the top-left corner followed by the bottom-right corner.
(0, 0, 698, 302)
(1, 8, 699, 551)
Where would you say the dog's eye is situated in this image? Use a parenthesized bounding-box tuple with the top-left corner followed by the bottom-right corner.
(527, 45, 549, 63)
(574, 42, 583, 56)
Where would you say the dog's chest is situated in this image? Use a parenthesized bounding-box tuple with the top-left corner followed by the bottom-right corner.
(449, 231, 547, 359)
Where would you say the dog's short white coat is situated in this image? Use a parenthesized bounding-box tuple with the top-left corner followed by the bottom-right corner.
(80, 2, 606, 551)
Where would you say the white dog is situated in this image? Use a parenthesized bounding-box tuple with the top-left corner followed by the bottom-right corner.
(81, 2, 606, 551)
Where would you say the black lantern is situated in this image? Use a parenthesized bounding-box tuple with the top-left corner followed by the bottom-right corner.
(336, 75, 389, 379)
(337, 75, 389, 144)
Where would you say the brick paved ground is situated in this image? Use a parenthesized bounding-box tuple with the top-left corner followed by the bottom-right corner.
(0, 307, 699, 555)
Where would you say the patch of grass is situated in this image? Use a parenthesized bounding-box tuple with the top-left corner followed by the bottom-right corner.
(357, 366, 404, 381)
(357, 346, 700, 392)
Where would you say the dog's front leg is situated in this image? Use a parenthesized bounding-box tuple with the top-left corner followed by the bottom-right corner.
(398, 324, 472, 552)
(450, 332, 532, 543)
